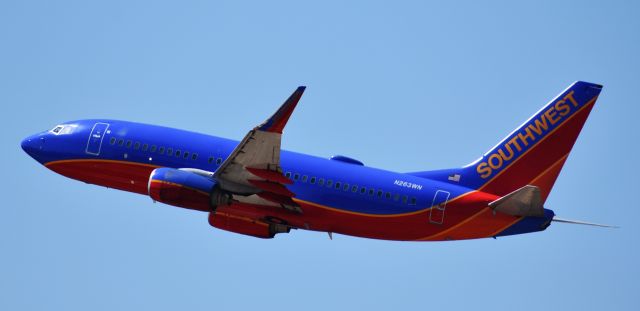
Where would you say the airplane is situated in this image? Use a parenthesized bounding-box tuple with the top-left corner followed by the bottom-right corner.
(21, 81, 613, 241)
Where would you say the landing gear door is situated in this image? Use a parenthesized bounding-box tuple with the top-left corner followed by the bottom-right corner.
(429, 190, 450, 225)
(86, 122, 110, 156)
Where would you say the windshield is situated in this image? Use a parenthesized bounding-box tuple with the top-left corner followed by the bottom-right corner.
(50, 124, 77, 135)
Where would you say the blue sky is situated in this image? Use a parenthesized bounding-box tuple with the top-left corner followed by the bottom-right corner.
(1, 1, 638, 310)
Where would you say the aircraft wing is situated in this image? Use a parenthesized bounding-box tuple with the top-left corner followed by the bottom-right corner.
(213, 86, 306, 213)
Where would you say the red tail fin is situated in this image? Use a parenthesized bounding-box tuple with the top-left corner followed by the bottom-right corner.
(470, 81, 602, 201)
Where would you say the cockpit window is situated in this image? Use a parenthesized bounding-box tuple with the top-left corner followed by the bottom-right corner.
(51, 126, 63, 134)
(50, 124, 77, 135)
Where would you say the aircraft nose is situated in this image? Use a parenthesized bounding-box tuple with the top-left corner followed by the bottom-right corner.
(21, 135, 45, 160)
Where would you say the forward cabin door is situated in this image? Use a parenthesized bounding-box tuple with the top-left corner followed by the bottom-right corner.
(85, 122, 110, 155)
(429, 190, 450, 224)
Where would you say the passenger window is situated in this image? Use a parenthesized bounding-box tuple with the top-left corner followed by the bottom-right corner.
(385, 192, 391, 199)
(394, 194, 400, 201)
(192, 153, 198, 160)
(285, 172, 291, 178)
(360, 187, 366, 194)
(335, 182, 341, 189)
(183, 151, 189, 159)
(318, 178, 324, 186)
(126, 140, 132, 148)
(326, 180, 333, 187)
(294, 173, 299, 180)
(142, 144, 149, 151)
(310, 177, 316, 184)
(377, 190, 383, 198)
(118, 139, 124, 146)
(134, 142, 140, 150)
(159, 147, 165, 154)
(402, 195, 408, 204)
(352, 185, 358, 193)
(302, 175, 308, 183)
(167, 148, 173, 156)
(410, 198, 417, 205)
(175, 150, 181, 157)
(208, 156, 214, 164)
(216, 158, 222, 165)
(110, 137, 116, 145)
(343, 183, 349, 191)
(150, 145, 157, 152)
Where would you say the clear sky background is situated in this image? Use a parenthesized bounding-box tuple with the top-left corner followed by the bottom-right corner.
(1, 1, 638, 310)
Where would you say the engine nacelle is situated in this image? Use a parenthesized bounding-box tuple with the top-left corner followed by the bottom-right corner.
(208, 212, 291, 239)
(148, 168, 230, 211)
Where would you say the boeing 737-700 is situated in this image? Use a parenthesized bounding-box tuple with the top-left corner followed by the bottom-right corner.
(21, 81, 611, 241)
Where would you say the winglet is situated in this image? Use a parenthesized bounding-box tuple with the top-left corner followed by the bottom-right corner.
(258, 86, 306, 134)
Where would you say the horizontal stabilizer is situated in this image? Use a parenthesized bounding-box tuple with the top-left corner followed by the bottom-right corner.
(552, 217, 618, 228)
(489, 185, 544, 217)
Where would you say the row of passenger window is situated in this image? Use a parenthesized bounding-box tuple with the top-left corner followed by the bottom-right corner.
(109, 137, 200, 160)
(284, 171, 417, 205)
(109, 137, 227, 166)
(108, 137, 416, 205)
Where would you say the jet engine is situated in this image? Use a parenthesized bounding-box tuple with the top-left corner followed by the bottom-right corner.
(148, 168, 230, 211)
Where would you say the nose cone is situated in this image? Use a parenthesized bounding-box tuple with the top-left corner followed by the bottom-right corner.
(21, 135, 45, 162)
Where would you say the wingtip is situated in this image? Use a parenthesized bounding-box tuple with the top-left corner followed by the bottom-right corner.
(258, 86, 306, 133)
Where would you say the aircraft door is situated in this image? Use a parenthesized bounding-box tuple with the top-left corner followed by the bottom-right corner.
(429, 190, 450, 224)
(85, 122, 110, 155)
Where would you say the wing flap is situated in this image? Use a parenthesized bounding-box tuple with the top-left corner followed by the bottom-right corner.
(213, 86, 306, 214)
(246, 167, 293, 184)
(257, 192, 301, 212)
(248, 179, 295, 197)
